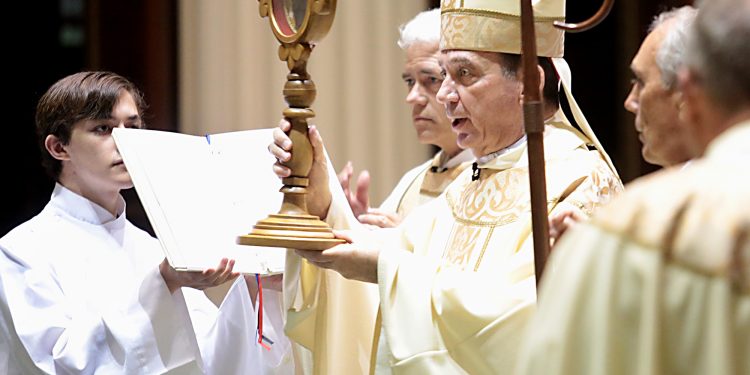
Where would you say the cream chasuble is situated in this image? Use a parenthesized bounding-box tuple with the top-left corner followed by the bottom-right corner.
(284, 111, 622, 374)
(375, 120, 621, 374)
(515, 121, 750, 375)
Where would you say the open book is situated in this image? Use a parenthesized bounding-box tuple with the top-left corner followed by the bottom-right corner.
(113, 128, 289, 274)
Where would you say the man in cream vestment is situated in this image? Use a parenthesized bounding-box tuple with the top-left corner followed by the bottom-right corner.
(272, 0, 623, 373)
(516, 1, 750, 374)
(338, 8, 473, 229)
(550, 6, 698, 247)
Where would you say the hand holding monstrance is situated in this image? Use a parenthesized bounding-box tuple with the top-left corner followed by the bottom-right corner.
(238, 0, 344, 250)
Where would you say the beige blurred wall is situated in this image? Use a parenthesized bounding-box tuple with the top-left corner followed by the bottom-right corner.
(178, 0, 431, 204)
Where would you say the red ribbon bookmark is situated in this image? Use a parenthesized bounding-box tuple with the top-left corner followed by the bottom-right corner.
(255, 274, 273, 351)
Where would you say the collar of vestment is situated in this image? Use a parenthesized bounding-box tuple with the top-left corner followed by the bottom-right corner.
(49, 183, 127, 227)
(421, 149, 475, 197)
(475, 110, 588, 173)
(705, 120, 750, 160)
(431, 148, 475, 172)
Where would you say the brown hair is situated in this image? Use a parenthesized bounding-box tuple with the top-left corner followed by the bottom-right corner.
(35, 71, 147, 180)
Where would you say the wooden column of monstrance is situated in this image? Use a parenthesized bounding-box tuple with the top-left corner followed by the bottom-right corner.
(237, 0, 344, 250)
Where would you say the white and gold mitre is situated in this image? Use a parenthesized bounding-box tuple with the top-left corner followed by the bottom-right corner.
(440, 0, 566, 57)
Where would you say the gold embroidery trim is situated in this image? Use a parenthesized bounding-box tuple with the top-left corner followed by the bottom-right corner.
(564, 199, 593, 217)
(446, 193, 557, 227)
(474, 226, 495, 272)
(445, 186, 564, 271)
(441, 220, 459, 260)
(441, 7, 564, 22)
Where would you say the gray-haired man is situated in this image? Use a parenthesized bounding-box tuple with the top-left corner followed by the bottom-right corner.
(625, 6, 698, 167)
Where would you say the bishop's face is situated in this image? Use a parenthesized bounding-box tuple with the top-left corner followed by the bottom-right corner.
(436, 50, 524, 158)
(624, 21, 692, 167)
(402, 41, 457, 152)
(58, 90, 143, 195)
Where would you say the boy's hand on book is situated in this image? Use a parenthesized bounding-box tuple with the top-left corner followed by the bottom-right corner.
(160, 258, 240, 294)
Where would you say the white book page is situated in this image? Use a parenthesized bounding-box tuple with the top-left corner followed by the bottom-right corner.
(202, 129, 286, 274)
(114, 128, 285, 274)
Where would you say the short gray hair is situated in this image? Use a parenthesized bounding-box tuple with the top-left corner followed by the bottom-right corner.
(397, 8, 440, 50)
(650, 6, 697, 89)
(685, 0, 750, 112)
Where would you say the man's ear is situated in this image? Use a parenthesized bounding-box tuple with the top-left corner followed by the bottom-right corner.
(518, 65, 544, 103)
(518, 65, 546, 103)
(45, 134, 70, 161)
(677, 68, 702, 126)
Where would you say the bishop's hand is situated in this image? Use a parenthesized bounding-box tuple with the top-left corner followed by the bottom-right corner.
(294, 230, 380, 283)
(269, 119, 331, 218)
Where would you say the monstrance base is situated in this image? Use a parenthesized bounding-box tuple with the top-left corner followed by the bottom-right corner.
(237, 213, 345, 251)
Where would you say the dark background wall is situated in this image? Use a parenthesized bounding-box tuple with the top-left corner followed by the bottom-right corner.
(4, 0, 176, 237)
(3, 0, 691, 237)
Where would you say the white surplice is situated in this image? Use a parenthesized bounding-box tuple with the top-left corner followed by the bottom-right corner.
(0, 184, 291, 374)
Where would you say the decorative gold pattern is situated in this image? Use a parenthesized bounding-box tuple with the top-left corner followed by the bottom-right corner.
(278, 43, 306, 70)
(444, 225, 483, 268)
(258, 0, 270, 17)
(312, 0, 326, 14)
(442, 0, 459, 9)
(454, 169, 528, 222)
(441, 11, 565, 57)
(440, 151, 622, 271)
(442, 7, 565, 22)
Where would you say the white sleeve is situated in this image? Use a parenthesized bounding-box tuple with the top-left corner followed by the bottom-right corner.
(185, 277, 293, 375)
(0, 248, 203, 374)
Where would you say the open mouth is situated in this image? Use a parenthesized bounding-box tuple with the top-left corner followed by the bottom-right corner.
(452, 118, 467, 128)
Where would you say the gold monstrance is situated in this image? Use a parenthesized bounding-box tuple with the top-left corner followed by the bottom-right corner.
(237, 0, 344, 250)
